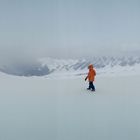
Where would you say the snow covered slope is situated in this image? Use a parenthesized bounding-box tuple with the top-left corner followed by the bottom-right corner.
(1, 56, 140, 76)
(0, 72, 140, 140)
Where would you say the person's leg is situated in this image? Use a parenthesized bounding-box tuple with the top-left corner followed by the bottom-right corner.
(90, 82, 95, 91)
(87, 82, 91, 90)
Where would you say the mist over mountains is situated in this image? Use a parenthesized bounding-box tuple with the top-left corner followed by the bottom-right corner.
(0, 55, 140, 76)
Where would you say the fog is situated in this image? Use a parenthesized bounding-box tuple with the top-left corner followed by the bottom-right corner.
(0, 0, 140, 63)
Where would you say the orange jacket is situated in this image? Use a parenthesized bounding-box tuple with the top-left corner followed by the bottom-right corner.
(87, 65, 96, 82)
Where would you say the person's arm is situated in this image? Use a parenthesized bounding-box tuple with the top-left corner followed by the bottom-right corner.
(85, 76, 88, 81)
(85, 72, 90, 81)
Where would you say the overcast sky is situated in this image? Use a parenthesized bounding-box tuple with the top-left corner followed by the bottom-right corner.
(0, 0, 140, 61)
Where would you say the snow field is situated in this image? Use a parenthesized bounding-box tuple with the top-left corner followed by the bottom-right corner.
(0, 73, 140, 140)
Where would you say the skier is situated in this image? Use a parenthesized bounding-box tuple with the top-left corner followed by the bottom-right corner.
(85, 64, 96, 91)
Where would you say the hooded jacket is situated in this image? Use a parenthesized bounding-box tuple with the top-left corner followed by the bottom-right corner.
(87, 64, 96, 82)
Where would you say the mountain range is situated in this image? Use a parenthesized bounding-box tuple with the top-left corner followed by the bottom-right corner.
(0, 56, 140, 76)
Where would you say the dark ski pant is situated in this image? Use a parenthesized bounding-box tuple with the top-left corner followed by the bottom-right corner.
(88, 81, 95, 91)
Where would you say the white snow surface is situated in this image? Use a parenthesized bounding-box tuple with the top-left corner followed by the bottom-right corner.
(0, 71, 140, 140)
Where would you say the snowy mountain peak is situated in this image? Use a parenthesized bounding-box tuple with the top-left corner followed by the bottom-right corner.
(38, 58, 87, 72)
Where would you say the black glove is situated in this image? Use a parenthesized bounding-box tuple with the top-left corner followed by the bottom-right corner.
(85, 77, 87, 81)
